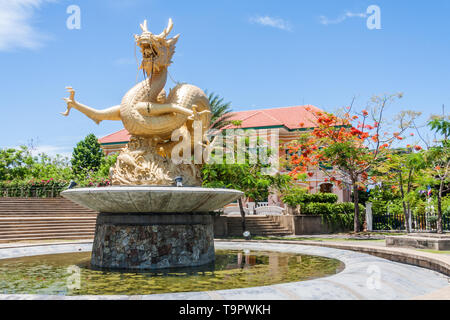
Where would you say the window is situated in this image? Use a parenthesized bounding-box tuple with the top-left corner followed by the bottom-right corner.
(320, 183, 333, 193)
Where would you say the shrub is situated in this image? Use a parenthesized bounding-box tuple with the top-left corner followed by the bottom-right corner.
(281, 187, 308, 207)
(0, 176, 112, 198)
(301, 203, 332, 215)
(301, 202, 365, 231)
(282, 188, 338, 206)
(0, 179, 69, 198)
(307, 193, 338, 204)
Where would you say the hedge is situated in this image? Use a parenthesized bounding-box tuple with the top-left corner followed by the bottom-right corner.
(0, 178, 111, 198)
(0, 179, 68, 198)
(282, 189, 338, 207)
(301, 202, 366, 231)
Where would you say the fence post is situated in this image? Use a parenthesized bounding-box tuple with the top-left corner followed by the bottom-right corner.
(408, 212, 412, 233)
(366, 202, 373, 232)
(247, 202, 255, 215)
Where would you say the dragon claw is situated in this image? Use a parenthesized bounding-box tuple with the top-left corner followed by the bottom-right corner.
(65, 86, 75, 100)
(61, 87, 76, 116)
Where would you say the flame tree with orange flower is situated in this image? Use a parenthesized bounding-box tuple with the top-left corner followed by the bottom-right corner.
(286, 93, 418, 232)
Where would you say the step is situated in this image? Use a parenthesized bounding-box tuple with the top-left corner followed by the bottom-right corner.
(0, 221, 95, 225)
(0, 210, 90, 212)
(0, 221, 96, 226)
(0, 216, 96, 219)
(0, 229, 95, 236)
(0, 208, 95, 210)
(0, 217, 97, 221)
(0, 224, 96, 229)
(231, 225, 289, 230)
(228, 230, 291, 234)
(227, 229, 290, 232)
(228, 233, 291, 237)
(228, 222, 278, 227)
(0, 235, 94, 243)
(227, 223, 286, 227)
(0, 211, 94, 213)
(0, 231, 95, 239)
(0, 223, 96, 227)
(0, 223, 96, 228)
(226, 217, 270, 219)
(0, 224, 95, 232)
(229, 229, 291, 234)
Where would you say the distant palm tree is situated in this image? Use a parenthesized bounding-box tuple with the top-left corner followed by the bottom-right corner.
(206, 91, 233, 130)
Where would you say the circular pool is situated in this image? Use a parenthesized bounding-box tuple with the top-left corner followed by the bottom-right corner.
(0, 249, 343, 295)
(0, 241, 448, 300)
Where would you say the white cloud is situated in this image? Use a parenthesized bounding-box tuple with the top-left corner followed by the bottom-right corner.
(249, 15, 293, 32)
(319, 11, 367, 26)
(29, 145, 72, 159)
(0, 0, 54, 51)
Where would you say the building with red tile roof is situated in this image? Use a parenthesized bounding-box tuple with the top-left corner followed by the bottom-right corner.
(98, 129, 131, 155)
(99, 105, 320, 154)
(98, 105, 351, 203)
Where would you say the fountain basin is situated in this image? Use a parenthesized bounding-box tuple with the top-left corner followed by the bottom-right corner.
(61, 186, 243, 270)
(61, 186, 243, 213)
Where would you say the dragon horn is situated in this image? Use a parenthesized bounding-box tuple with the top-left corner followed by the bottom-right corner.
(157, 18, 173, 38)
(140, 20, 149, 33)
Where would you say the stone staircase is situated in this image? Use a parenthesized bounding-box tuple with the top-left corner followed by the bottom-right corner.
(0, 198, 98, 243)
(226, 215, 292, 237)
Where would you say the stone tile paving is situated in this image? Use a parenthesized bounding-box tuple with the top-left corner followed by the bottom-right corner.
(0, 241, 449, 300)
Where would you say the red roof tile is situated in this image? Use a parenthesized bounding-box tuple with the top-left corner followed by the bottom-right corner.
(98, 129, 131, 144)
(223, 105, 322, 130)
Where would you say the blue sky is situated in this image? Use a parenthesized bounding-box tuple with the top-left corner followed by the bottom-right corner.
(0, 0, 449, 157)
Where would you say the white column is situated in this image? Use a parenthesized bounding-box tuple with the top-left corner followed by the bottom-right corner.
(366, 202, 373, 231)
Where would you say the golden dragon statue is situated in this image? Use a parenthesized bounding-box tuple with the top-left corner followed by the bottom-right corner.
(61, 19, 211, 186)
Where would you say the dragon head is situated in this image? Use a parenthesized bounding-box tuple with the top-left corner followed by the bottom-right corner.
(135, 18, 179, 75)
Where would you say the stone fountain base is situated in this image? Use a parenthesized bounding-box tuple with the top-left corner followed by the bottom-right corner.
(61, 186, 243, 270)
(91, 213, 214, 269)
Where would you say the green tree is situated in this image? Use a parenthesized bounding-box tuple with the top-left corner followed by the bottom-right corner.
(71, 134, 104, 176)
(422, 116, 450, 233)
(28, 153, 73, 181)
(206, 91, 233, 130)
(0, 146, 35, 181)
(374, 149, 426, 232)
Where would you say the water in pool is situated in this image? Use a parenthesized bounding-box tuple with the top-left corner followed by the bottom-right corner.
(0, 250, 344, 295)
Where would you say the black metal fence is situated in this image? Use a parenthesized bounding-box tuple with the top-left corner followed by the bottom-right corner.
(0, 186, 66, 198)
(373, 212, 450, 232)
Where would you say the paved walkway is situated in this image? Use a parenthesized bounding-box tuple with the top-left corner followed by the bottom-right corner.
(0, 240, 449, 300)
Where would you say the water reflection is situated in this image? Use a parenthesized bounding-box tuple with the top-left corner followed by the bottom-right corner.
(0, 250, 343, 295)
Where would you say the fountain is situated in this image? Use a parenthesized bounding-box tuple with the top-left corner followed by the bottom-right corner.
(60, 18, 243, 270)
(2, 18, 448, 301)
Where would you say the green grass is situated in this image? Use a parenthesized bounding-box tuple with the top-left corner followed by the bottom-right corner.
(224, 236, 385, 243)
(361, 232, 407, 236)
(416, 249, 450, 255)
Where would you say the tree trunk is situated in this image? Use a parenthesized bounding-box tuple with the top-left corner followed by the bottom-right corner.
(437, 181, 444, 234)
(353, 182, 360, 233)
(238, 197, 246, 234)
